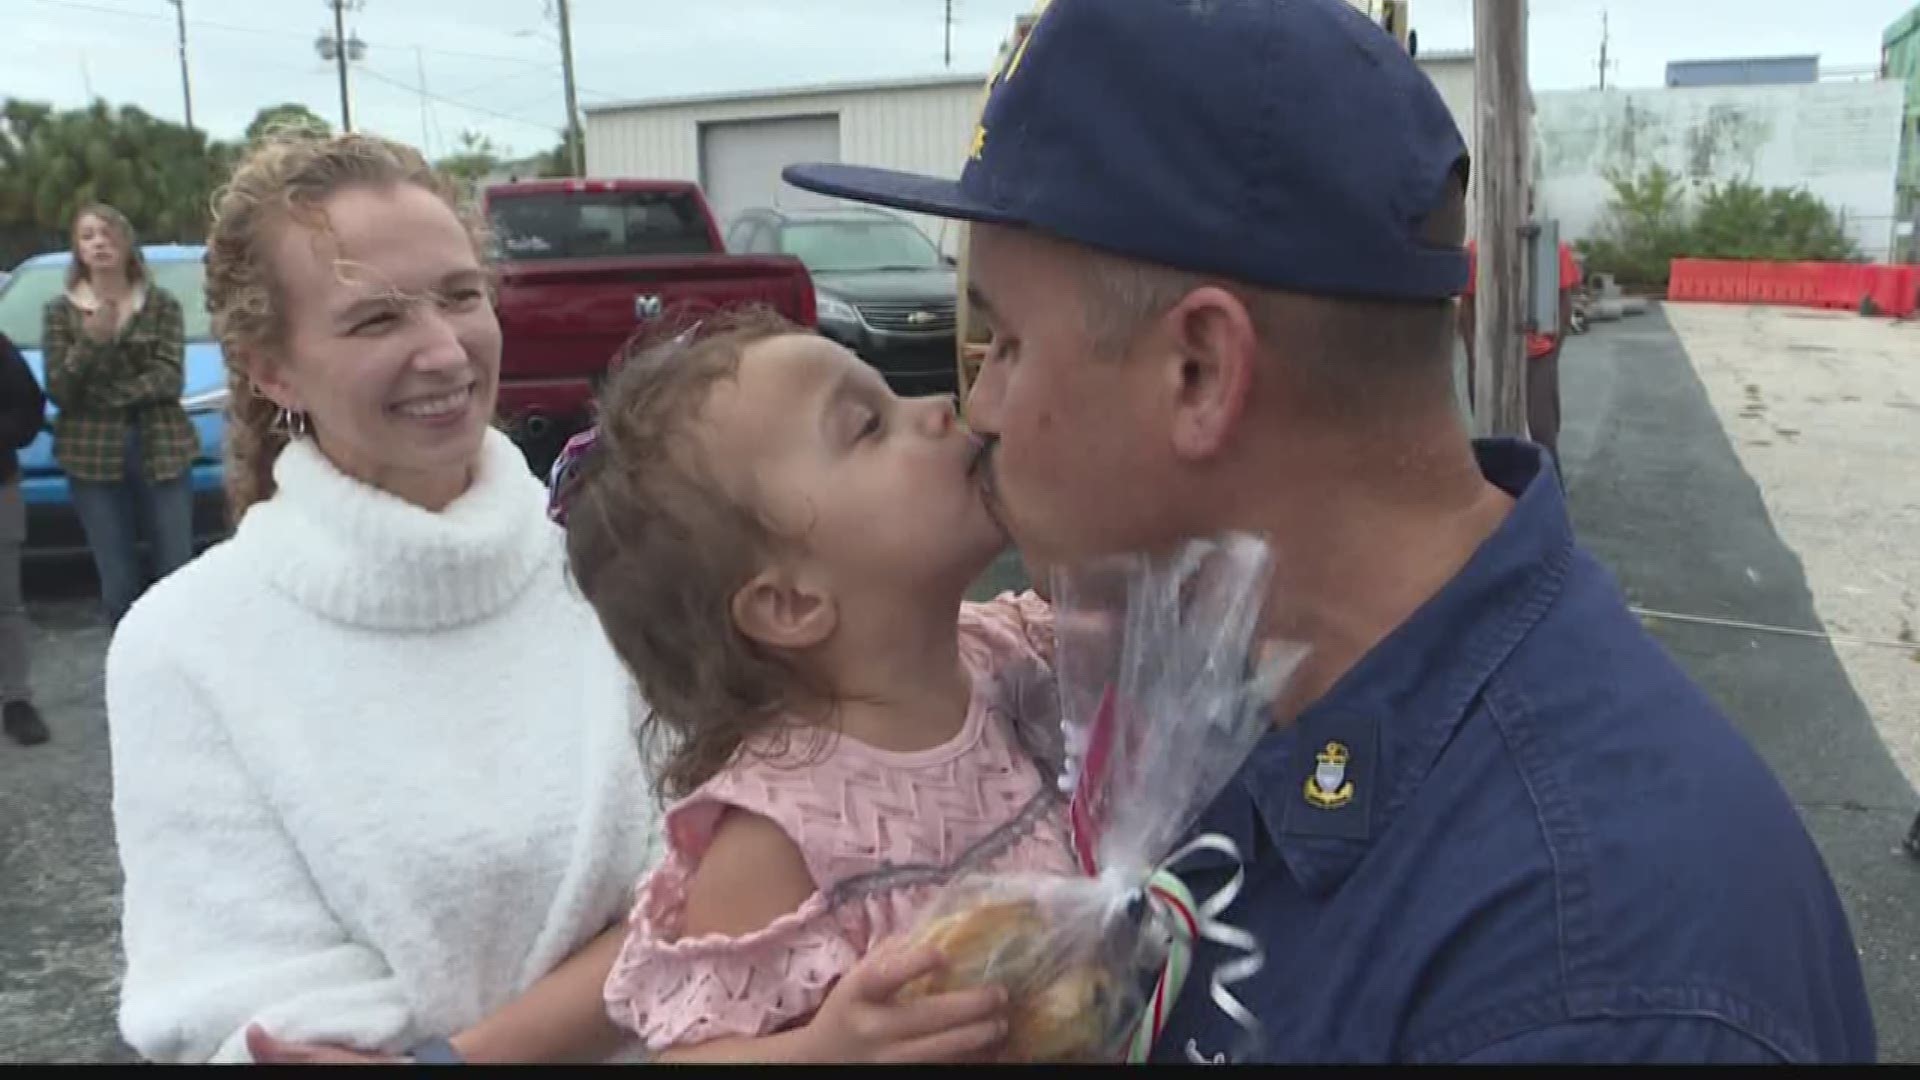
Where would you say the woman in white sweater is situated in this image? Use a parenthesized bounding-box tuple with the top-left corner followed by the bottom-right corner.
(103, 132, 659, 1063)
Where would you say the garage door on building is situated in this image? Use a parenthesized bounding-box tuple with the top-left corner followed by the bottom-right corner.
(698, 115, 842, 239)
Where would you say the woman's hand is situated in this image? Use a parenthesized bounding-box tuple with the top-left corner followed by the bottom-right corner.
(80, 300, 118, 344)
(795, 938, 1008, 1063)
(244, 1024, 404, 1064)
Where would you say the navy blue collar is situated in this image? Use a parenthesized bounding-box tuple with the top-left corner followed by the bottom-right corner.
(1181, 439, 1576, 895)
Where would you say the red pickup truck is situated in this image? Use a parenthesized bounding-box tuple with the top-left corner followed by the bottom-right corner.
(482, 178, 817, 473)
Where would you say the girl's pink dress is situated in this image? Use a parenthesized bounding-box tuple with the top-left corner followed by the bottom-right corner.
(604, 592, 1075, 1052)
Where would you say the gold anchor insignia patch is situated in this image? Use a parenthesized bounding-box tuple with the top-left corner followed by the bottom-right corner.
(1304, 740, 1354, 810)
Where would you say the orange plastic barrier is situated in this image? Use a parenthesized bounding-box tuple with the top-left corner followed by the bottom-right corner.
(1869, 265, 1918, 318)
(1666, 259, 1918, 318)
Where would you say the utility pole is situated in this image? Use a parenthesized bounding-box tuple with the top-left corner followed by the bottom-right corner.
(1471, 0, 1530, 439)
(316, 0, 364, 131)
(166, 0, 194, 134)
(556, 0, 584, 175)
(1597, 9, 1611, 90)
(333, 0, 351, 130)
(945, 0, 954, 68)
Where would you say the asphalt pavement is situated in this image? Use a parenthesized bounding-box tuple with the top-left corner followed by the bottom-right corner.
(0, 567, 133, 1063)
(1557, 307, 1920, 1062)
(2, 308, 1915, 1061)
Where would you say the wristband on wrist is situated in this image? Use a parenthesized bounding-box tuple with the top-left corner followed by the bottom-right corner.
(407, 1037, 464, 1064)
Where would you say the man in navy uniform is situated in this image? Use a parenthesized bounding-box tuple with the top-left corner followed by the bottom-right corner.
(785, 0, 1874, 1064)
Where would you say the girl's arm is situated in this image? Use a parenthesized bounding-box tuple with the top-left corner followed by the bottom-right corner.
(263, 810, 816, 1064)
(656, 942, 1007, 1064)
(445, 923, 634, 1064)
(649, 810, 1007, 1064)
(247, 925, 636, 1065)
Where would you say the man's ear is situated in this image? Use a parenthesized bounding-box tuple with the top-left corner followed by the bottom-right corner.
(1160, 286, 1256, 460)
(731, 566, 837, 652)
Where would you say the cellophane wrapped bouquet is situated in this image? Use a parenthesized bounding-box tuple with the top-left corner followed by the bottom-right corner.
(895, 533, 1305, 1062)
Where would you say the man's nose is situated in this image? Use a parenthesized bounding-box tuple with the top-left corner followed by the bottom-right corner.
(964, 363, 1004, 435)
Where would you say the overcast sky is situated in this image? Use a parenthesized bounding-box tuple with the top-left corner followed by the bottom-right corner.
(6, 0, 1915, 161)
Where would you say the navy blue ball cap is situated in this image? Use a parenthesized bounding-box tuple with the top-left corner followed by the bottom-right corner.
(784, 0, 1470, 301)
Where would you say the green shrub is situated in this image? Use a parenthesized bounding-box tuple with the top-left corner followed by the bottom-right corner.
(1575, 167, 1860, 289)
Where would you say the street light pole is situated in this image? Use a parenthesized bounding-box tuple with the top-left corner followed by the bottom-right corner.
(166, 0, 194, 134)
(555, 0, 583, 175)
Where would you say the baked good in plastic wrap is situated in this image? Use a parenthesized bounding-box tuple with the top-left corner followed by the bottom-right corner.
(897, 533, 1304, 1062)
(895, 885, 1141, 1062)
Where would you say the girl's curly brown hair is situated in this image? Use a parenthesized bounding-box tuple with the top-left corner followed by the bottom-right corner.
(203, 129, 484, 524)
(564, 306, 833, 802)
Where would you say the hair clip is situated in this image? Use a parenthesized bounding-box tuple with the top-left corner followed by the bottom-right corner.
(545, 425, 601, 525)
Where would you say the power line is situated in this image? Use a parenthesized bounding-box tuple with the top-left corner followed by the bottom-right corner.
(24, 0, 625, 125)
(440, 64, 553, 105)
(499, 86, 566, 119)
(21, 0, 560, 69)
(356, 65, 563, 135)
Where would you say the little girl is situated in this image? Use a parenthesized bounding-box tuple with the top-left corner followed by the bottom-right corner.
(561, 308, 1076, 1062)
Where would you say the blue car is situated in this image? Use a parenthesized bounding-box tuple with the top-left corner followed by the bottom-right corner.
(0, 244, 230, 559)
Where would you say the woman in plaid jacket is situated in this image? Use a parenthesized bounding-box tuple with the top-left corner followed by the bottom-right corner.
(40, 204, 197, 627)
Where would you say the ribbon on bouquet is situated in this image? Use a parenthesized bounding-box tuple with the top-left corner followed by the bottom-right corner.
(1123, 833, 1265, 1063)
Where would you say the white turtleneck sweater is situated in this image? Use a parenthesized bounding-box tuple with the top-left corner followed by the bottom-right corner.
(104, 428, 661, 1063)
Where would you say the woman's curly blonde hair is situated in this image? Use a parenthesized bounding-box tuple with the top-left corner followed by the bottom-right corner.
(204, 130, 484, 523)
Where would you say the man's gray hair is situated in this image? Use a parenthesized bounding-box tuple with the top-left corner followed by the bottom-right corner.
(1073, 248, 1212, 359)
(1068, 242, 1460, 409)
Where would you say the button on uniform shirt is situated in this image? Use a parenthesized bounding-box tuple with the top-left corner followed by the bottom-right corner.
(1151, 441, 1874, 1065)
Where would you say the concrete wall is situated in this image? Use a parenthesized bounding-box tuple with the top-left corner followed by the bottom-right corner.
(1533, 81, 1908, 260)
(585, 77, 985, 254)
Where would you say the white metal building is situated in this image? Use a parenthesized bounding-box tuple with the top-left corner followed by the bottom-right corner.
(584, 54, 1479, 256)
(583, 54, 1482, 253)
(584, 74, 988, 255)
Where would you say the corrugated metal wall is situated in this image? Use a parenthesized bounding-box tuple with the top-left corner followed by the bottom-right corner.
(586, 79, 985, 253)
(584, 57, 1474, 256)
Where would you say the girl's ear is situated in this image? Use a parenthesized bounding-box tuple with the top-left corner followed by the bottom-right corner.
(731, 566, 837, 651)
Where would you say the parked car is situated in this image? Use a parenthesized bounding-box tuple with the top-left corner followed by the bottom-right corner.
(482, 178, 818, 476)
(727, 206, 959, 395)
(0, 244, 229, 558)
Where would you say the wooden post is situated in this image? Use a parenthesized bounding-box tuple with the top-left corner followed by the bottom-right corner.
(1472, 0, 1530, 438)
(557, 0, 585, 176)
(331, 0, 353, 132)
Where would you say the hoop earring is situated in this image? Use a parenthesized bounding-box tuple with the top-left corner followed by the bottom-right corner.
(274, 406, 310, 439)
